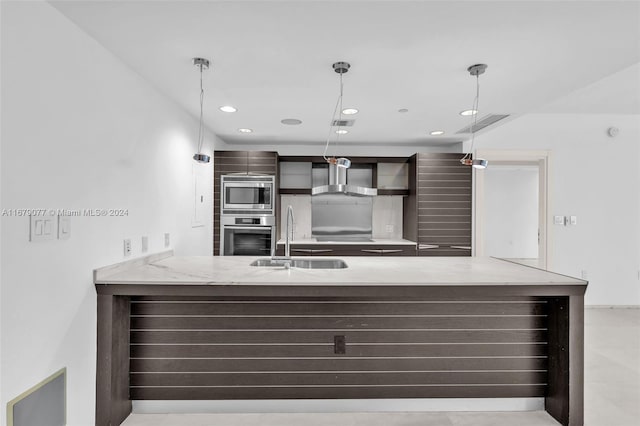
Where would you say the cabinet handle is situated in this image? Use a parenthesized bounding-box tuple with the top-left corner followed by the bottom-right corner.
(381, 249, 404, 254)
(449, 246, 471, 250)
(417, 244, 439, 250)
(361, 249, 385, 254)
(311, 249, 333, 254)
(292, 249, 314, 253)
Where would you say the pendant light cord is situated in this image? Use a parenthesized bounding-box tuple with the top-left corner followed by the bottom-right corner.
(322, 72, 344, 162)
(196, 65, 205, 155)
(461, 73, 480, 162)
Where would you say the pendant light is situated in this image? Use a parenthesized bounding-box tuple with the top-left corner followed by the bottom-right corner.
(323, 61, 351, 170)
(460, 63, 488, 169)
(192, 57, 211, 163)
(312, 61, 376, 197)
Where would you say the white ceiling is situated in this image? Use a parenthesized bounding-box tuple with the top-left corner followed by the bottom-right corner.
(50, 1, 640, 146)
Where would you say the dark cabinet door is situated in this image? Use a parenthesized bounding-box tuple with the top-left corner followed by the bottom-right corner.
(406, 153, 472, 257)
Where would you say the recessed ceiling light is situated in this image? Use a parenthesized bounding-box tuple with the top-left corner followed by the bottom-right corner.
(398, 108, 409, 113)
(430, 130, 445, 136)
(342, 108, 359, 115)
(460, 109, 478, 116)
(219, 105, 237, 113)
(281, 118, 302, 125)
(238, 128, 253, 133)
(335, 129, 348, 135)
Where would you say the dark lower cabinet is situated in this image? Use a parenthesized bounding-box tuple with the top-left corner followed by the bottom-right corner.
(275, 244, 415, 257)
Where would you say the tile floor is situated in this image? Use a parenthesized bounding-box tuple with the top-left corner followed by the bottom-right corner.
(122, 308, 640, 426)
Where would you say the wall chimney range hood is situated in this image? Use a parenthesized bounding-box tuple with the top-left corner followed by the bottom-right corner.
(312, 162, 377, 197)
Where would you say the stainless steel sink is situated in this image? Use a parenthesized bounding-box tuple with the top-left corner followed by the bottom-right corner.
(250, 258, 348, 269)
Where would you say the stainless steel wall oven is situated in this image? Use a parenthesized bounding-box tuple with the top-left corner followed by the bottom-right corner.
(220, 175, 276, 256)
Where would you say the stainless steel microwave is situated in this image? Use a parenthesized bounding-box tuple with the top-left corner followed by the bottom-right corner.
(221, 175, 275, 216)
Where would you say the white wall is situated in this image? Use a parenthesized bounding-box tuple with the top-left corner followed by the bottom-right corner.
(474, 114, 640, 306)
(484, 166, 539, 258)
(0, 2, 221, 424)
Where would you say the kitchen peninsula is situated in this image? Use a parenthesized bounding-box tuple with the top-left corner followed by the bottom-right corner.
(94, 252, 587, 426)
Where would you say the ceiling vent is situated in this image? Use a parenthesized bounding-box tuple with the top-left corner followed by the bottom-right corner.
(331, 119, 355, 127)
(456, 114, 510, 134)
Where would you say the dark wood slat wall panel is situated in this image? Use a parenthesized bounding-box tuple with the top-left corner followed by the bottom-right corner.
(403, 153, 472, 254)
(213, 151, 278, 255)
(415, 153, 472, 256)
(130, 297, 549, 400)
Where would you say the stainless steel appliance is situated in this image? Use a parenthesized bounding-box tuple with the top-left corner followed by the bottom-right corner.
(221, 175, 275, 215)
(311, 193, 373, 241)
(220, 215, 275, 256)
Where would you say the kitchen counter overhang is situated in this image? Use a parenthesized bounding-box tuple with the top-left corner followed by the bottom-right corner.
(94, 252, 587, 426)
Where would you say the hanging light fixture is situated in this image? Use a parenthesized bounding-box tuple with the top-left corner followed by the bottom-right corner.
(460, 63, 488, 169)
(323, 61, 351, 170)
(312, 61, 376, 197)
(192, 57, 211, 163)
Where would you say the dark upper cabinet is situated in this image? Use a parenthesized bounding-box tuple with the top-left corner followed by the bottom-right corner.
(213, 151, 279, 255)
(403, 153, 472, 257)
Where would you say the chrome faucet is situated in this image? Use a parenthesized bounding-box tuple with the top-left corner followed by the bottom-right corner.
(272, 205, 294, 267)
(285, 205, 294, 259)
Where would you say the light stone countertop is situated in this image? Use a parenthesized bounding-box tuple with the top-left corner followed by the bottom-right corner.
(275, 238, 416, 245)
(94, 254, 587, 287)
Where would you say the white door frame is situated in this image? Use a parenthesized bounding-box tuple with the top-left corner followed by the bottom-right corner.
(474, 150, 551, 269)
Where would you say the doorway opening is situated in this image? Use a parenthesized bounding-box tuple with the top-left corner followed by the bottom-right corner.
(474, 150, 551, 270)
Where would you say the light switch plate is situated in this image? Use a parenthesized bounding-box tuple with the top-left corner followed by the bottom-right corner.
(58, 216, 71, 240)
(553, 215, 565, 226)
(30, 213, 57, 242)
(141, 236, 148, 253)
(164, 233, 170, 248)
(570, 216, 577, 225)
(124, 239, 132, 256)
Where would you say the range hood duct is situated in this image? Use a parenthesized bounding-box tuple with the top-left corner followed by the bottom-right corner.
(312, 163, 377, 197)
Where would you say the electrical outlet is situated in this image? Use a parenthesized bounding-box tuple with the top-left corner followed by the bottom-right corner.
(164, 233, 170, 248)
(141, 236, 148, 253)
(124, 239, 132, 256)
(553, 216, 565, 226)
(385, 224, 394, 233)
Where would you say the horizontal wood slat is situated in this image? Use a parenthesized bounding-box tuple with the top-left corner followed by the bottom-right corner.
(131, 343, 548, 359)
(130, 385, 546, 400)
(131, 329, 548, 344)
(131, 302, 546, 316)
(131, 371, 548, 387)
(131, 316, 546, 330)
(130, 356, 548, 373)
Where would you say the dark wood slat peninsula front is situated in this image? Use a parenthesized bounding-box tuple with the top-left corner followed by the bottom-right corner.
(94, 254, 587, 426)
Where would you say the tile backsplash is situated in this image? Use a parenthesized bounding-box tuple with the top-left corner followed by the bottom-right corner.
(372, 196, 403, 239)
(280, 195, 403, 240)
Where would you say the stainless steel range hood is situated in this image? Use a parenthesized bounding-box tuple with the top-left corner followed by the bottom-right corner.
(311, 162, 377, 197)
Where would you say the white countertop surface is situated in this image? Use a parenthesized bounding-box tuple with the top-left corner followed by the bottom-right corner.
(275, 238, 416, 245)
(95, 254, 587, 287)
